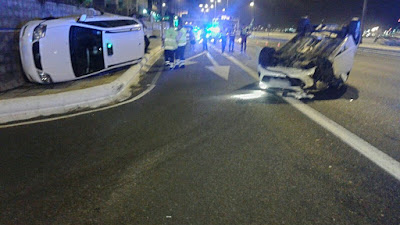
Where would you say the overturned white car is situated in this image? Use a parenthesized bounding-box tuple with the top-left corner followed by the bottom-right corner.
(258, 18, 361, 97)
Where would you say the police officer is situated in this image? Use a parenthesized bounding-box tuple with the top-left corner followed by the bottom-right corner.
(220, 25, 228, 53)
(240, 24, 250, 53)
(164, 20, 178, 70)
(201, 25, 208, 51)
(176, 22, 187, 68)
(228, 25, 236, 52)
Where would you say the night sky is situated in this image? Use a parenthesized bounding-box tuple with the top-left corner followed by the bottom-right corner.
(184, 0, 400, 29)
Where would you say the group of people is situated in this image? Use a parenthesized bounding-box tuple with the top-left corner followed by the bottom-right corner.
(163, 21, 189, 70)
(162, 21, 252, 70)
(201, 24, 251, 54)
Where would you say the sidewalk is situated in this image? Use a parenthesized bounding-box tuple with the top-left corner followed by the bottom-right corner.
(0, 38, 163, 124)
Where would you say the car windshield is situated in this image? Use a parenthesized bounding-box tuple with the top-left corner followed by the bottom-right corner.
(69, 26, 104, 77)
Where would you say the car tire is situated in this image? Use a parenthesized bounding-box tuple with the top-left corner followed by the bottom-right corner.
(258, 47, 276, 68)
(331, 71, 350, 89)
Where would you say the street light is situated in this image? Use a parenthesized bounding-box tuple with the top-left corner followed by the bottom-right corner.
(250, 1, 255, 25)
(199, 4, 203, 8)
(222, 8, 225, 12)
(205, 4, 209, 8)
(210, 0, 220, 18)
(160, 2, 167, 47)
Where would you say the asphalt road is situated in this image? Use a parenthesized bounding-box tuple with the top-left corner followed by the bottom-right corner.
(1, 42, 400, 224)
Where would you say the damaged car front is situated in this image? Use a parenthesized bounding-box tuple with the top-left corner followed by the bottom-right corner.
(258, 17, 361, 98)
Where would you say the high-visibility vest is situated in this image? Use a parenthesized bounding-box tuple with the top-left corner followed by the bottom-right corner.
(165, 28, 178, 50)
(177, 28, 187, 47)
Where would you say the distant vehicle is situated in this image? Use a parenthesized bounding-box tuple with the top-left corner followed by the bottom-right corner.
(283, 28, 296, 33)
(258, 18, 361, 98)
(20, 13, 144, 84)
(374, 27, 400, 46)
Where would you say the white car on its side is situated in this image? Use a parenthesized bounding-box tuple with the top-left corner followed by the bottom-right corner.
(20, 13, 145, 84)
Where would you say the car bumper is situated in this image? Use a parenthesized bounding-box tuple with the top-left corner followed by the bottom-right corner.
(19, 21, 48, 84)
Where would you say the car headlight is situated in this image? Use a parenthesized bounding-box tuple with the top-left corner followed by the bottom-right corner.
(37, 71, 52, 83)
(32, 24, 47, 42)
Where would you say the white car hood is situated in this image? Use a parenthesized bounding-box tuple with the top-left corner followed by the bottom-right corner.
(40, 25, 75, 82)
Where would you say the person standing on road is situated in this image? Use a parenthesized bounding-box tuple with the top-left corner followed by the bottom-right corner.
(240, 24, 250, 53)
(189, 27, 196, 52)
(228, 25, 236, 52)
(220, 26, 228, 53)
(164, 21, 178, 70)
(201, 25, 208, 51)
(137, 15, 150, 53)
(176, 22, 188, 68)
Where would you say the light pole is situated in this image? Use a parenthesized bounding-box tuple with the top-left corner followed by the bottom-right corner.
(161, 2, 166, 47)
(210, 0, 221, 19)
(210, 0, 215, 18)
(361, 0, 368, 38)
(250, 1, 255, 25)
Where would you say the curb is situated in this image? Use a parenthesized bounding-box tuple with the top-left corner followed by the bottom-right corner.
(0, 45, 163, 124)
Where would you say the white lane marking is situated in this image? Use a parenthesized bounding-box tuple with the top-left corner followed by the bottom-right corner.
(285, 97, 400, 181)
(186, 51, 206, 61)
(0, 62, 164, 129)
(206, 53, 230, 80)
(221, 52, 259, 79)
(218, 48, 400, 182)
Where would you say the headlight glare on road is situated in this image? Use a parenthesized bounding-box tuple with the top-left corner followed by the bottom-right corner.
(32, 24, 47, 42)
(231, 90, 266, 100)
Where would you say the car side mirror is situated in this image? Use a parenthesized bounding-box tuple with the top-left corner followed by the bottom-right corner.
(78, 14, 87, 22)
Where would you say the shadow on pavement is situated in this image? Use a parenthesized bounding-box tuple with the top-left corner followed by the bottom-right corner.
(232, 82, 359, 105)
(308, 84, 359, 101)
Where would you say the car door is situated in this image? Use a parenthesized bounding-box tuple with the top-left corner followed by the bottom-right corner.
(103, 23, 144, 68)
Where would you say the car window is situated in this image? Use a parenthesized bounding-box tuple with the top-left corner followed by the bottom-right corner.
(69, 26, 105, 77)
(82, 20, 138, 28)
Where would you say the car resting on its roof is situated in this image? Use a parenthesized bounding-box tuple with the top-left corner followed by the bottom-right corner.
(258, 17, 361, 99)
